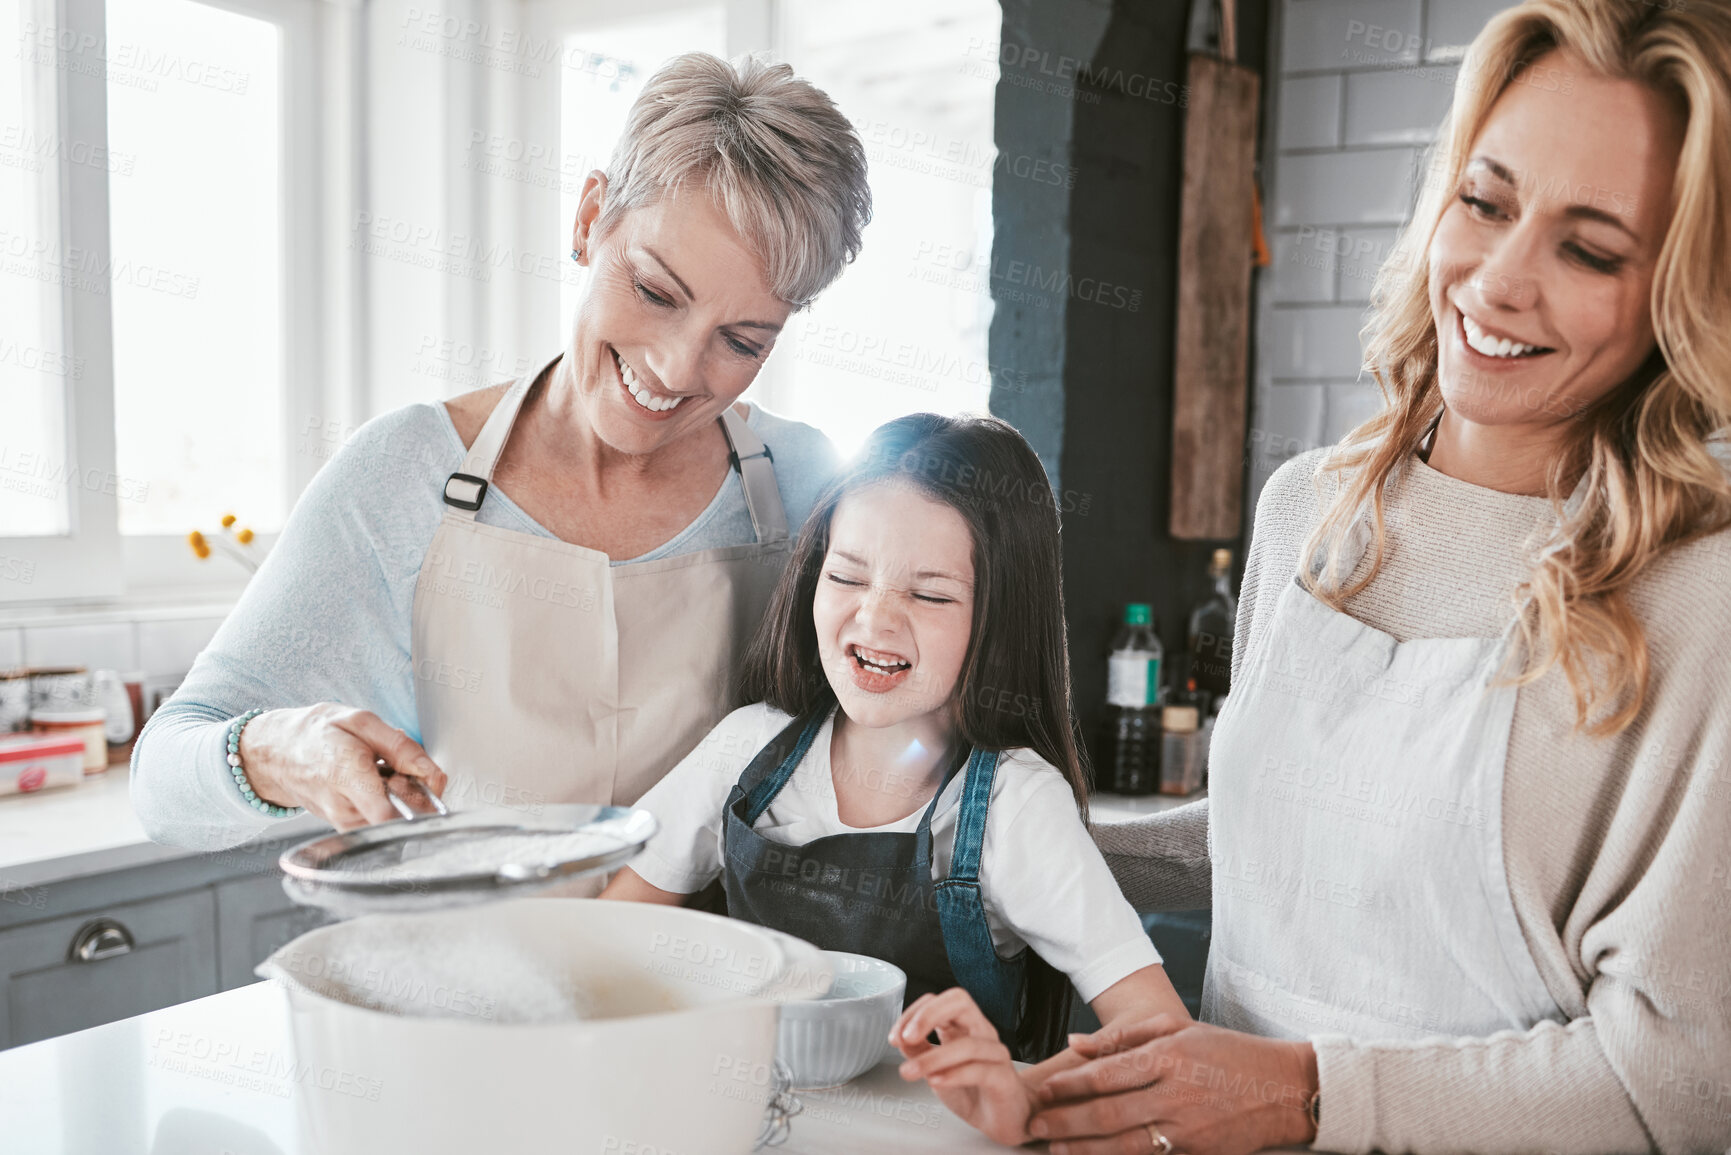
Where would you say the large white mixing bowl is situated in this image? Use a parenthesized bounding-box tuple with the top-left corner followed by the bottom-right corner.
(258, 898, 832, 1155)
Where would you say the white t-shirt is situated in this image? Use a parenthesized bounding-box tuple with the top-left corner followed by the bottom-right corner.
(630, 702, 1161, 1004)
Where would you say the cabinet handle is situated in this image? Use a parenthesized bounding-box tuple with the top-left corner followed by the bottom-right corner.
(70, 918, 135, 962)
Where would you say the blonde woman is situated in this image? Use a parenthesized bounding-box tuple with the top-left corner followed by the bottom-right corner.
(902, 3, 1731, 1153)
(133, 55, 868, 851)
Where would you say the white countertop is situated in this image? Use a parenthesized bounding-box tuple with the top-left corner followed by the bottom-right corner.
(0, 770, 202, 890)
(0, 979, 1306, 1155)
(1089, 788, 1205, 824)
(0, 770, 156, 871)
(0, 981, 1033, 1154)
(0, 767, 324, 889)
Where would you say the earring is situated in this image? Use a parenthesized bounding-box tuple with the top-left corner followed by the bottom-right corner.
(571, 246, 584, 262)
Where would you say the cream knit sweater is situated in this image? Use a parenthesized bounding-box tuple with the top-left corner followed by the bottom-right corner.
(1092, 449, 1731, 1155)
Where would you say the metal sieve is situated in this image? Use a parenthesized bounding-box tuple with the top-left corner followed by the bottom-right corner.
(278, 773, 658, 916)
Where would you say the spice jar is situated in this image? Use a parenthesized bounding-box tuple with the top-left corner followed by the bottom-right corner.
(29, 666, 92, 711)
(31, 708, 109, 774)
(1158, 705, 1204, 796)
(0, 670, 29, 733)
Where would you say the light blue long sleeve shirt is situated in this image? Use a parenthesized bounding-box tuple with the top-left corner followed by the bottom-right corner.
(131, 398, 838, 849)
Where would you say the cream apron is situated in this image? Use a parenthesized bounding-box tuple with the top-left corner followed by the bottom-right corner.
(1203, 465, 1568, 1041)
(409, 356, 791, 892)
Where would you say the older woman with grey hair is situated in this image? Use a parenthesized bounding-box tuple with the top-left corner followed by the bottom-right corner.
(133, 54, 870, 854)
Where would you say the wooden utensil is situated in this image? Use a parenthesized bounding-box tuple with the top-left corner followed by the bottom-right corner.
(1169, 0, 1260, 541)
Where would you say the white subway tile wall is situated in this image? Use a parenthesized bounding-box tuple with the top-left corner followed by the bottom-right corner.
(1, 610, 224, 686)
(1276, 74, 1343, 150)
(1325, 382, 1387, 443)
(137, 618, 227, 680)
(22, 623, 137, 672)
(1281, 0, 1422, 72)
(1270, 305, 1374, 380)
(1330, 225, 1402, 303)
(1248, 0, 1516, 523)
(1424, 0, 1516, 59)
(1269, 229, 1336, 304)
(1272, 147, 1420, 226)
(1342, 66, 1457, 146)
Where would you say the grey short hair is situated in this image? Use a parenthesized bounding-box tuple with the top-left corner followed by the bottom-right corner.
(598, 52, 871, 309)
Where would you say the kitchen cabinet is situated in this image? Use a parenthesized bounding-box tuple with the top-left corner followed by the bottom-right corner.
(0, 792, 330, 1051)
(214, 873, 333, 990)
(0, 888, 218, 1049)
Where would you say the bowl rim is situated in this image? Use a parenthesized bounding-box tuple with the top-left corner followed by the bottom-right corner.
(796, 950, 907, 1007)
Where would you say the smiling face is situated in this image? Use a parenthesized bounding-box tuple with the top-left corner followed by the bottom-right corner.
(1427, 50, 1682, 431)
(566, 178, 792, 456)
(812, 482, 977, 733)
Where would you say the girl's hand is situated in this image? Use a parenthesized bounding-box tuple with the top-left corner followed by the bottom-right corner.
(889, 989, 1038, 1146)
(237, 704, 447, 830)
(1027, 1015, 1318, 1155)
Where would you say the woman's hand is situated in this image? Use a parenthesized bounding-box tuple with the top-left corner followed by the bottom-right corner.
(890, 989, 1048, 1147)
(237, 704, 447, 830)
(1027, 1016, 1318, 1155)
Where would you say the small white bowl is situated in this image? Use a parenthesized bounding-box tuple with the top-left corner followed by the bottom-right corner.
(776, 951, 907, 1089)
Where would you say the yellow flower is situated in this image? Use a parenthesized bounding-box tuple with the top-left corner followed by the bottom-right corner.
(236, 528, 254, 545)
(220, 513, 236, 528)
(188, 529, 211, 559)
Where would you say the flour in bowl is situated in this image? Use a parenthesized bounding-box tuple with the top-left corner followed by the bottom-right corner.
(276, 919, 595, 1023)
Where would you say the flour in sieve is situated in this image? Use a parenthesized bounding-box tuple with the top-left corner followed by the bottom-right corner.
(342, 829, 622, 884)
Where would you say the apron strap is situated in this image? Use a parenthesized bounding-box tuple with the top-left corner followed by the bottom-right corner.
(912, 744, 987, 864)
(440, 355, 554, 521)
(720, 405, 789, 544)
(440, 360, 790, 543)
(736, 702, 831, 822)
(927, 747, 998, 882)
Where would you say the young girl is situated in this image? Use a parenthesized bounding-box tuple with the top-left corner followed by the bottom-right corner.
(601, 413, 1188, 1070)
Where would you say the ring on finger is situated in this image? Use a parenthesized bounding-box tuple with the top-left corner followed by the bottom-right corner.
(1145, 1122, 1173, 1155)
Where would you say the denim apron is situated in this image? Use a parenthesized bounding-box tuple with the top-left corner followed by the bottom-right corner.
(720, 701, 1031, 1046)
(1202, 460, 1570, 1040)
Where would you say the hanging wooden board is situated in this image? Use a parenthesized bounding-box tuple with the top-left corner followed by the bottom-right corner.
(1168, 51, 1259, 541)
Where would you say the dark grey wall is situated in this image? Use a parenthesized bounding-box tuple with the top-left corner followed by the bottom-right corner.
(989, 0, 1112, 478)
(990, 0, 1271, 776)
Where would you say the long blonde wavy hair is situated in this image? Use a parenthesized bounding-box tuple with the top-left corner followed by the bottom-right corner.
(1305, 0, 1731, 736)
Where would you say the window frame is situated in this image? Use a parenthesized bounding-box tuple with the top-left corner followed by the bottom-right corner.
(0, 0, 338, 605)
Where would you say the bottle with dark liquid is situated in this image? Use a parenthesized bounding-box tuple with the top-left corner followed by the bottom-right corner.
(1106, 603, 1163, 795)
(1186, 549, 1237, 705)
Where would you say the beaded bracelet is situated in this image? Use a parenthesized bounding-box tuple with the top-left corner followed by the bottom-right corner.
(226, 708, 301, 818)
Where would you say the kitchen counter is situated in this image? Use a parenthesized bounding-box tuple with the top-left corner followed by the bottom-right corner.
(0, 979, 1304, 1154)
(1090, 788, 1205, 824)
(0, 767, 323, 890)
(0, 980, 1025, 1153)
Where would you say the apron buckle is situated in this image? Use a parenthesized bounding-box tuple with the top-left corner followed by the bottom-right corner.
(728, 444, 774, 474)
(443, 472, 489, 511)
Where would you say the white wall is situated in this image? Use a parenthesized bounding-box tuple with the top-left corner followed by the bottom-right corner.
(1248, 0, 1515, 522)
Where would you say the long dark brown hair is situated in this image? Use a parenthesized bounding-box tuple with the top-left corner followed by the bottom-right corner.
(740, 412, 1086, 1059)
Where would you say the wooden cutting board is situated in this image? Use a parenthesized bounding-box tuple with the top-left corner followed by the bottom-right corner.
(1169, 50, 1259, 541)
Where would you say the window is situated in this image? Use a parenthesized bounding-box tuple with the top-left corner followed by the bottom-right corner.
(0, 0, 1001, 607)
(763, 0, 1000, 456)
(107, 0, 286, 536)
(1, 0, 72, 541)
(0, 0, 320, 603)
(526, 0, 1000, 457)
(555, 8, 727, 328)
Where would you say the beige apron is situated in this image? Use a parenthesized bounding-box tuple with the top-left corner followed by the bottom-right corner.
(410, 355, 791, 893)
